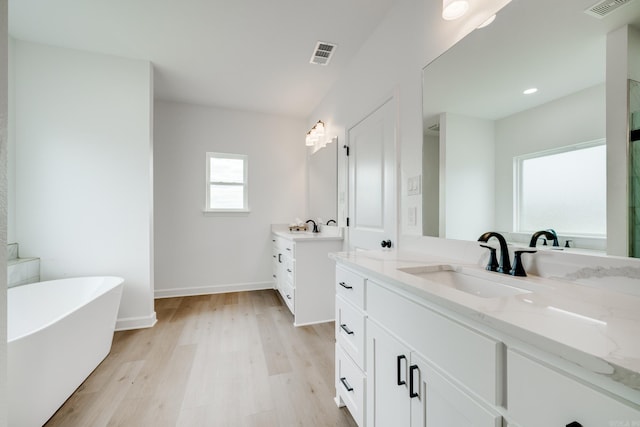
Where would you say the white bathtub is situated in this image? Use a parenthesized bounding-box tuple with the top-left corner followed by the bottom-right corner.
(8, 276, 124, 427)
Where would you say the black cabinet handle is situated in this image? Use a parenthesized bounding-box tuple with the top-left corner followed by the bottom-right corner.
(287, 269, 292, 273)
(278, 254, 282, 263)
(340, 324, 354, 335)
(409, 365, 420, 398)
(286, 247, 291, 252)
(340, 377, 354, 392)
(397, 355, 407, 386)
(381, 239, 392, 248)
(339, 281, 353, 290)
(286, 294, 292, 300)
(566, 423, 582, 427)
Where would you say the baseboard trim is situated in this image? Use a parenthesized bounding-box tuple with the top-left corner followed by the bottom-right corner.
(154, 281, 275, 299)
(115, 312, 157, 331)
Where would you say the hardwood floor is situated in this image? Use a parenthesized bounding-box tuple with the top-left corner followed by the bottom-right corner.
(44, 290, 358, 427)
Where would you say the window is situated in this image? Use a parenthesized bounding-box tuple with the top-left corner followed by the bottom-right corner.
(205, 152, 249, 212)
(514, 140, 605, 237)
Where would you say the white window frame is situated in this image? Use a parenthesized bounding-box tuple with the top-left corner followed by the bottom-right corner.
(205, 152, 249, 213)
(513, 139, 606, 237)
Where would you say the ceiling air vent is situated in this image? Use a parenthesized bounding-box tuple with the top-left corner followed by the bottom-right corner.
(584, 0, 635, 18)
(310, 41, 337, 66)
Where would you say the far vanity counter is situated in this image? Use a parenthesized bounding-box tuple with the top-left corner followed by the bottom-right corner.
(271, 224, 343, 326)
(331, 248, 640, 427)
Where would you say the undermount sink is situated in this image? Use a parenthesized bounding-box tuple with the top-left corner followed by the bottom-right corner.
(397, 265, 532, 298)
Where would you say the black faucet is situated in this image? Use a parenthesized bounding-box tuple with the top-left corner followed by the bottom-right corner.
(326, 219, 337, 225)
(306, 219, 319, 233)
(529, 229, 559, 247)
(478, 232, 511, 274)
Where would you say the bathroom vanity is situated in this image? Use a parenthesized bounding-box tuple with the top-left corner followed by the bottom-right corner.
(332, 248, 640, 426)
(271, 225, 343, 326)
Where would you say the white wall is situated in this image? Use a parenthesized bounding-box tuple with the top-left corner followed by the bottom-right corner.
(153, 101, 307, 297)
(0, 0, 8, 423)
(12, 40, 155, 329)
(307, 0, 511, 248)
(441, 113, 495, 240)
(495, 84, 606, 233)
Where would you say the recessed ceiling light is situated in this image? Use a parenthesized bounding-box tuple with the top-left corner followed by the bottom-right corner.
(477, 14, 496, 29)
(523, 88, 538, 95)
(442, 0, 469, 20)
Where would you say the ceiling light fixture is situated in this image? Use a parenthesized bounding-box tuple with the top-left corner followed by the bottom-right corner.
(477, 14, 496, 28)
(523, 88, 538, 95)
(442, 0, 469, 20)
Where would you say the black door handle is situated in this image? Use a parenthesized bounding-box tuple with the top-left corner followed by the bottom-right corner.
(397, 355, 407, 386)
(409, 365, 420, 398)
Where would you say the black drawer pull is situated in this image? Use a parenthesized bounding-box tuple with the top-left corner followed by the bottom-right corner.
(278, 254, 282, 263)
(286, 247, 291, 251)
(287, 269, 292, 273)
(397, 355, 407, 386)
(286, 294, 292, 300)
(340, 377, 354, 392)
(409, 365, 420, 398)
(340, 324, 355, 335)
(339, 281, 353, 290)
(566, 423, 582, 427)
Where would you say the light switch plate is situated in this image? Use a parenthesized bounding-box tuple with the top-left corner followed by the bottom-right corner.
(408, 207, 417, 226)
(408, 175, 421, 195)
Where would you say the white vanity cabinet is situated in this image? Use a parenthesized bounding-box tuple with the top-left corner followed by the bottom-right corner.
(334, 265, 503, 427)
(271, 232, 342, 326)
(365, 280, 502, 427)
(333, 257, 640, 427)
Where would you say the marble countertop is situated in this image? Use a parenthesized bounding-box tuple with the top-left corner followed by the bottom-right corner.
(272, 225, 343, 242)
(331, 249, 640, 395)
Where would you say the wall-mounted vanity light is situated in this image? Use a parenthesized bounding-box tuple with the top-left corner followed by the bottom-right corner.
(442, 0, 469, 20)
(305, 120, 336, 151)
(305, 120, 325, 146)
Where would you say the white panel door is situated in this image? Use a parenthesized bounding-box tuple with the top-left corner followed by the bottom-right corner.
(348, 98, 397, 250)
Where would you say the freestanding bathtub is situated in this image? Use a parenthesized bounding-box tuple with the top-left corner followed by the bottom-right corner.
(8, 276, 124, 427)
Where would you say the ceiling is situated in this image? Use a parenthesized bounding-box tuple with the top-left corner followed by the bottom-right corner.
(423, 0, 640, 125)
(9, 0, 398, 118)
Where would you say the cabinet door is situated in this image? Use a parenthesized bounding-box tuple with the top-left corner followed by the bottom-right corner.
(410, 352, 502, 427)
(367, 320, 411, 427)
(508, 349, 640, 426)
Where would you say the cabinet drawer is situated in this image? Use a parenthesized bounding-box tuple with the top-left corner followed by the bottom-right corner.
(336, 296, 366, 370)
(284, 257, 294, 282)
(507, 350, 640, 427)
(281, 281, 295, 314)
(336, 266, 366, 310)
(336, 346, 365, 426)
(367, 280, 501, 405)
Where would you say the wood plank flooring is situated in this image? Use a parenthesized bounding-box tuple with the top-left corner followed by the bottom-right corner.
(44, 290, 358, 427)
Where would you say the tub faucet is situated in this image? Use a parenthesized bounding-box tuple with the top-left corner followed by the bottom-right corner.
(478, 232, 511, 274)
(529, 229, 559, 247)
(306, 219, 319, 233)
